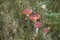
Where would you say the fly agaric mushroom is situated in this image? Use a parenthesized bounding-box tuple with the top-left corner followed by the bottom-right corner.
(23, 8, 33, 17)
(43, 28, 49, 33)
(34, 22, 42, 28)
(34, 22, 42, 34)
(29, 14, 41, 21)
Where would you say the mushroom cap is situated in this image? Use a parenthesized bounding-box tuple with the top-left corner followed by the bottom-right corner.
(29, 14, 41, 21)
(34, 22, 42, 28)
(23, 9, 33, 15)
(43, 28, 49, 33)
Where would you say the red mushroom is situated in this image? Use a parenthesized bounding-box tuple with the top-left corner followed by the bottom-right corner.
(43, 28, 49, 33)
(23, 8, 33, 15)
(34, 22, 42, 28)
(29, 14, 41, 21)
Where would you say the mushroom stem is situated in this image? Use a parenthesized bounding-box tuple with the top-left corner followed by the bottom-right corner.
(43, 33, 47, 40)
(26, 14, 29, 17)
(34, 20, 37, 23)
(36, 28, 39, 34)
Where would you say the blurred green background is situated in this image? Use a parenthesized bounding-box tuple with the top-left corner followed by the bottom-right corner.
(0, 0, 60, 40)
